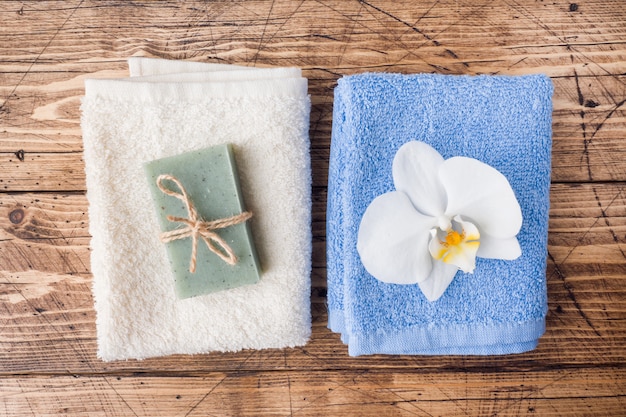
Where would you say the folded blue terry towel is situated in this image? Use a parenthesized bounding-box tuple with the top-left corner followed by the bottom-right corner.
(327, 73, 553, 356)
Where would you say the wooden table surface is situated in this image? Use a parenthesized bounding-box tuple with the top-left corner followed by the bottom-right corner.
(1, 1, 625, 416)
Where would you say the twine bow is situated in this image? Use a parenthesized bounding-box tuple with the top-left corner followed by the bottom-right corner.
(156, 174, 253, 273)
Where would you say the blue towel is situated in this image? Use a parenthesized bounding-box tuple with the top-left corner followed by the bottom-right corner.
(327, 73, 553, 356)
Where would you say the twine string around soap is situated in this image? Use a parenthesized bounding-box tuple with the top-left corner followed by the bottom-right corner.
(156, 174, 253, 273)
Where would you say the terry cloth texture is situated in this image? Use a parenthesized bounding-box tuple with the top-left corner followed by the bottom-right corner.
(327, 72, 553, 356)
(82, 58, 312, 361)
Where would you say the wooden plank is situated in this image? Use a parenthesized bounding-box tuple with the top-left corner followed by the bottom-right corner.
(0, 2, 625, 186)
(5, 139, 626, 192)
(0, 368, 624, 417)
(2, 183, 625, 273)
(0, 297, 625, 374)
(0, 184, 624, 373)
(3, 73, 626, 188)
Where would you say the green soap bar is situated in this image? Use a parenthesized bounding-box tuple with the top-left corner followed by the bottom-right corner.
(144, 144, 260, 299)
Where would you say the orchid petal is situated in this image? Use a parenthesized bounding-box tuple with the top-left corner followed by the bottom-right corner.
(393, 141, 447, 217)
(357, 191, 437, 284)
(442, 240, 480, 273)
(418, 260, 459, 302)
(428, 229, 449, 261)
(454, 215, 480, 241)
(439, 157, 522, 238)
(477, 234, 521, 260)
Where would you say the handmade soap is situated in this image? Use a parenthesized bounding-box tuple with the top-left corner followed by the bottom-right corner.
(144, 144, 260, 299)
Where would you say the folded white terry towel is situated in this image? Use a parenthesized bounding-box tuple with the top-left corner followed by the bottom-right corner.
(128, 56, 252, 76)
(81, 58, 312, 361)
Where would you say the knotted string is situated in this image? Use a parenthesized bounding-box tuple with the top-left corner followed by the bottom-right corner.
(156, 174, 253, 273)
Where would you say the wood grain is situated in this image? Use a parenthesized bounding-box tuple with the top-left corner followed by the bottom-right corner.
(1, 0, 625, 416)
(2, 368, 625, 416)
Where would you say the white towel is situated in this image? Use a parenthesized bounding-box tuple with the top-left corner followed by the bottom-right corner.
(81, 58, 312, 361)
(128, 56, 252, 76)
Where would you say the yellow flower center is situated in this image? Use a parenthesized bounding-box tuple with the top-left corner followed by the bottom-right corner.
(444, 230, 463, 247)
(428, 216, 481, 274)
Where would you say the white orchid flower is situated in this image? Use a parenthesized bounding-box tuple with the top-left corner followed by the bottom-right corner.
(357, 141, 523, 302)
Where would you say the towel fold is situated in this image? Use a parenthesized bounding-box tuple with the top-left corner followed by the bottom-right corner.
(327, 72, 553, 356)
(82, 58, 312, 361)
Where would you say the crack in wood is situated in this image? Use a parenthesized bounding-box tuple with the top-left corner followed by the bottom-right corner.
(590, 98, 626, 140)
(592, 185, 626, 259)
(359, 0, 441, 46)
(548, 252, 602, 338)
(574, 68, 593, 181)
